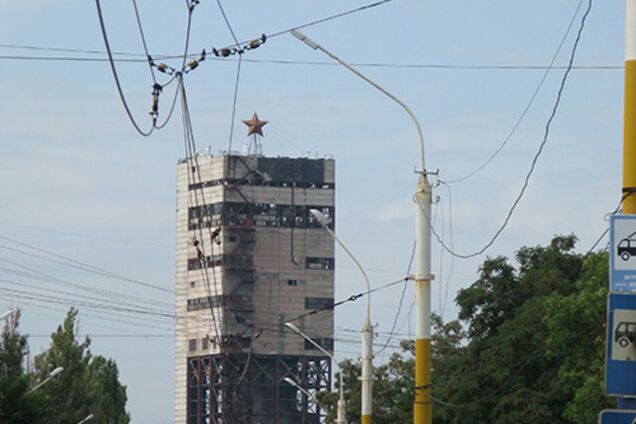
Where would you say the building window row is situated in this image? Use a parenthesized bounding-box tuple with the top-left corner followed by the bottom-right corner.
(189, 178, 334, 191)
(187, 254, 253, 271)
(187, 294, 254, 312)
(188, 202, 334, 231)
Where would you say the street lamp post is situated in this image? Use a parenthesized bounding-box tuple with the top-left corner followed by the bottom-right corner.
(309, 208, 373, 424)
(293, 30, 433, 424)
(285, 322, 346, 424)
(29, 366, 64, 393)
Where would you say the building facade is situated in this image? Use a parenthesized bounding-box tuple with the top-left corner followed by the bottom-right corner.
(174, 154, 335, 423)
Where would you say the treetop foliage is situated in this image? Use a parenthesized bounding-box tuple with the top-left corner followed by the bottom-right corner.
(319, 235, 613, 424)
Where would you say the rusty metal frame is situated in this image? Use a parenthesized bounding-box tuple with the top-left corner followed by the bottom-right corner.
(187, 354, 331, 424)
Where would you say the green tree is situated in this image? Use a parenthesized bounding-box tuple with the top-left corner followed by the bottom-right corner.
(34, 308, 130, 424)
(320, 235, 613, 423)
(0, 310, 49, 424)
(318, 340, 415, 424)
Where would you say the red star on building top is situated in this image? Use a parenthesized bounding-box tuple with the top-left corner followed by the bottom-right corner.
(242, 113, 268, 137)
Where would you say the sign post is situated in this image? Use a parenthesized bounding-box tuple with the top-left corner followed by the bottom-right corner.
(610, 216, 636, 293)
(599, 409, 636, 424)
(604, 216, 636, 422)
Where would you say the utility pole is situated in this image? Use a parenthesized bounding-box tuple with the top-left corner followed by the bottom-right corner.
(415, 175, 433, 424)
(625, 0, 636, 215)
(290, 29, 432, 424)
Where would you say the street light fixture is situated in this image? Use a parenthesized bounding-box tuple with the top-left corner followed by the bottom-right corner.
(285, 322, 346, 424)
(294, 30, 433, 424)
(309, 208, 373, 424)
(76, 414, 94, 424)
(0, 309, 15, 321)
(29, 366, 64, 393)
(283, 377, 317, 401)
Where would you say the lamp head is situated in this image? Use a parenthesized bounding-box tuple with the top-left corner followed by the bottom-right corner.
(290, 29, 319, 50)
(0, 309, 14, 320)
(309, 209, 330, 226)
(49, 367, 64, 377)
(284, 322, 301, 335)
(283, 377, 299, 388)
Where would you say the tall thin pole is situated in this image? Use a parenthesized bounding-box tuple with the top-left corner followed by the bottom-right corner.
(414, 175, 433, 424)
(324, 226, 373, 424)
(625, 0, 636, 214)
(293, 30, 432, 424)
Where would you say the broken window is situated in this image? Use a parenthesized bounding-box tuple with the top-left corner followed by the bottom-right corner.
(305, 257, 335, 270)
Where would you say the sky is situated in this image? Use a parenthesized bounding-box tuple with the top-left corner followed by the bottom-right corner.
(0, 0, 627, 422)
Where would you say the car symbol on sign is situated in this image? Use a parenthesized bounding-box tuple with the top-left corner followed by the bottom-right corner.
(618, 232, 636, 261)
(615, 321, 636, 348)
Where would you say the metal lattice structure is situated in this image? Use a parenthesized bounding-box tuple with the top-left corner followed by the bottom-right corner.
(188, 354, 331, 424)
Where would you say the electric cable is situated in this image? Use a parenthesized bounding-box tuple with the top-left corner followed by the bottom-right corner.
(131, 0, 157, 84)
(153, 76, 183, 129)
(95, 0, 154, 137)
(0, 236, 173, 294)
(255, 0, 396, 44)
(439, 182, 456, 317)
(428, 0, 593, 260)
(0, 53, 622, 71)
(0, 264, 172, 309)
(214, 0, 240, 45)
(227, 54, 243, 152)
(443, 0, 585, 184)
(376, 240, 415, 354)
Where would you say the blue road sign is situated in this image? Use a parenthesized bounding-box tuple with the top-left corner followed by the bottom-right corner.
(606, 293, 636, 396)
(599, 409, 636, 424)
(610, 215, 636, 292)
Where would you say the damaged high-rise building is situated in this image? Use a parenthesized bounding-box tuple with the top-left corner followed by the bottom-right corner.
(174, 149, 335, 423)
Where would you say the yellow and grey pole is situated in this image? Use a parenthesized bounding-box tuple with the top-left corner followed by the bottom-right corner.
(414, 174, 433, 424)
(290, 29, 432, 424)
(625, 0, 636, 215)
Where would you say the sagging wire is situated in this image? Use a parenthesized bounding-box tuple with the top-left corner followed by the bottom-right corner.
(438, 182, 456, 317)
(131, 0, 157, 84)
(95, 0, 154, 137)
(376, 240, 415, 354)
(428, 0, 593, 260)
(443, 0, 586, 184)
(95, 0, 199, 135)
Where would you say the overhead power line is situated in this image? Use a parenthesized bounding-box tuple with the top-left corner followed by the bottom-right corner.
(0, 234, 173, 293)
(95, 0, 155, 136)
(0, 51, 622, 71)
(430, 0, 593, 260)
(443, 0, 585, 184)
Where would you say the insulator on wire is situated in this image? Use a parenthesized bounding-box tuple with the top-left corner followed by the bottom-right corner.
(188, 59, 199, 71)
(220, 48, 231, 57)
(150, 83, 162, 118)
(199, 49, 206, 62)
(249, 35, 267, 50)
(249, 39, 261, 50)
